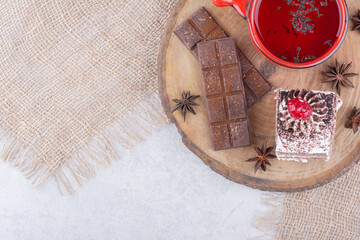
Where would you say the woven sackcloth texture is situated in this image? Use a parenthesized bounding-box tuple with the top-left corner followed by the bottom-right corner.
(256, 163, 360, 239)
(0, 0, 178, 193)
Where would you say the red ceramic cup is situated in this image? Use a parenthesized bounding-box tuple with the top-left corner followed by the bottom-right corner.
(212, 0, 349, 69)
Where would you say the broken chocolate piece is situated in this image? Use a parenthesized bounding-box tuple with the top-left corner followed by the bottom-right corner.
(198, 38, 252, 150)
(174, 7, 272, 107)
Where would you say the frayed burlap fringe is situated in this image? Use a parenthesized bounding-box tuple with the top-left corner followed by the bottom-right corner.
(254, 193, 286, 240)
(255, 163, 360, 239)
(2, 93, 167, 194)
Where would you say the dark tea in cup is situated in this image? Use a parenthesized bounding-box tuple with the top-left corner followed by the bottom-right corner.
(212, 0, 348, 68)
(254, 0, 342, 63)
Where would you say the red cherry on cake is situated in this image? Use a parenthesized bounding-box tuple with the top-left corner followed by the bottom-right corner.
(288, 98, 313, 120)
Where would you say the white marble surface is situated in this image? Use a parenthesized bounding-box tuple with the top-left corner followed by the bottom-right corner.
(0, 124, 269, 240)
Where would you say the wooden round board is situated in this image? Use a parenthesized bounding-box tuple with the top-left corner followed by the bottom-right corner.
(158, 0, 360, 192)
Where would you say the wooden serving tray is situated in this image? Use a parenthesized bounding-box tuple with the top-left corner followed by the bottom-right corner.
(158, 0, 360, 191)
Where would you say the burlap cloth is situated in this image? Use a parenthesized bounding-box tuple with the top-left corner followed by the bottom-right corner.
(256, 163, 360, 239)
(0, 0, 359, 238)
(254, 3, 360, 237)
(0, 0, 177, 193)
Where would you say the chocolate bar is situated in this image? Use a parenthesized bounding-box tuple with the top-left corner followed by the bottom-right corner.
(174, 7, 272, 107)
(275, 89, 342, 162)
(198, 38, 251, 150)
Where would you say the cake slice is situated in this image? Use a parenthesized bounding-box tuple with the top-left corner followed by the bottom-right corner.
(275, 89, 342, 162)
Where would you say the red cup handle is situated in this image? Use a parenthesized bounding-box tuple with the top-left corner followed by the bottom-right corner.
(212, 0, 249, 20)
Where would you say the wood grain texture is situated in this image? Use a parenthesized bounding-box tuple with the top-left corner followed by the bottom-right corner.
(158, 0, 360, 192)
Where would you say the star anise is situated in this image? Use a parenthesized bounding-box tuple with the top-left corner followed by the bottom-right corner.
(171, 91, 200, 122)
(345, 107, 360, 134)
(246, 142, 276, 173)
(351, 9, 360, 31)
(321, 59, 358, 95)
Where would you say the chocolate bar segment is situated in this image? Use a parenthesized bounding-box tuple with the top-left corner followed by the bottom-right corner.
(198, 38, 251, 150)
(174, 7, 272, 107)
